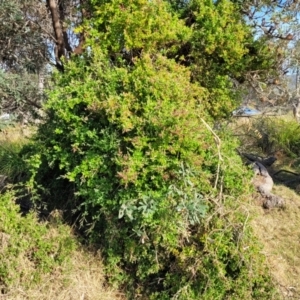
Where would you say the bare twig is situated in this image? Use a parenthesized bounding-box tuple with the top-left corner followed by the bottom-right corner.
(200, 118, 223, 189)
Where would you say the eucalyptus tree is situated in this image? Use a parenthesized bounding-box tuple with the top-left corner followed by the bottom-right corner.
(0, 0, 87, 72)
(232, 0, 300, 106)
(0, 0, 87, 118)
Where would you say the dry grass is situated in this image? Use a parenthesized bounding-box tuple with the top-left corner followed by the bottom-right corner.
(251, 184, 300, 299)
(234, 114, 300, 299)
(230, 113, 300, 298)
(0, 125, 33, 144)
(1, 232, 124, 300)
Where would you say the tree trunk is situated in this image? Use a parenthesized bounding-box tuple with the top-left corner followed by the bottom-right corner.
(46, 0, 65, 71)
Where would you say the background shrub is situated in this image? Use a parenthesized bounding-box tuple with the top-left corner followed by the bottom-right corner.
(233, 115, 300, 158)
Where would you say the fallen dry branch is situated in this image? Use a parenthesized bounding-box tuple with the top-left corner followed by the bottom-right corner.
(273, 169, 300, 177)
(237, 150, 277, 167)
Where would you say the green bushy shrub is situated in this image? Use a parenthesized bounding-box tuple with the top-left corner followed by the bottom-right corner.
(23, 48, 278, 298)
(22, 0, 280, 297)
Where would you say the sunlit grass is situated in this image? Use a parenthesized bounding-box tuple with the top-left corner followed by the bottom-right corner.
(251, 184, 300, 299)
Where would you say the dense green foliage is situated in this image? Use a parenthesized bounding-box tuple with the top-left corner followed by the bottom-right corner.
(22, 0, 281, 298)
(83, 0, 278, 119)
(26, 57, 277, 297)
(175, 0, 267, 118)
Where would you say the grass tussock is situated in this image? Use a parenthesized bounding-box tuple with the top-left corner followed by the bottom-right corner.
(0, 125, 33, 183)
(231, 112, 300, 157)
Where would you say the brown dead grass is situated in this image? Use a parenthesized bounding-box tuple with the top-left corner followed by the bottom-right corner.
(0, 125, 33, 143)
(1, 241, 124, 300)
(0, 214, 124, 300)
(251, 173, 300, 299)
